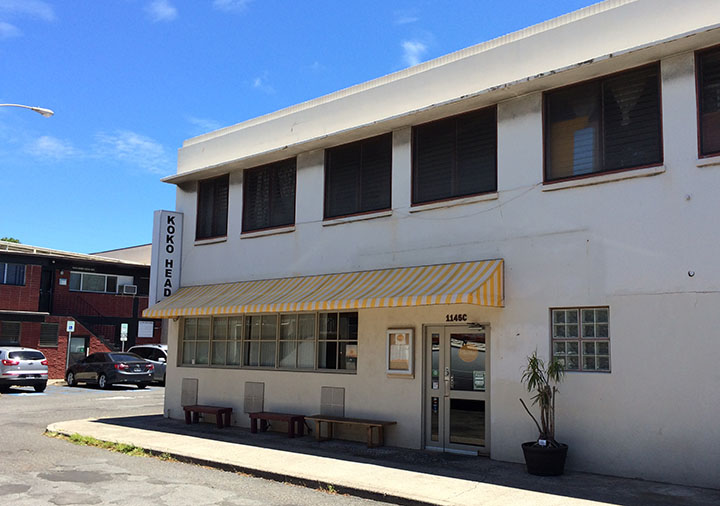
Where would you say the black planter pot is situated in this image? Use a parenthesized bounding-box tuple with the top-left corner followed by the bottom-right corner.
(521, 442, 568, 476)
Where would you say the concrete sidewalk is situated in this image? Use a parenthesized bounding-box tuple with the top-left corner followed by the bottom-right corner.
(46, 415, 720, 506)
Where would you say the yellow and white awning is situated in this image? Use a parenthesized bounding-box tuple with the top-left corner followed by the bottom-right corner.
(143, 259, 503, 318)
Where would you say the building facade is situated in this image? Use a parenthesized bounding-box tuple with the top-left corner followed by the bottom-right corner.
(1, 242, 162, 378)
(145, 0, 720, 488)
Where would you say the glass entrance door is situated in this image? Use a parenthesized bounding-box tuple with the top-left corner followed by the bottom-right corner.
(425, 325, 489, 454)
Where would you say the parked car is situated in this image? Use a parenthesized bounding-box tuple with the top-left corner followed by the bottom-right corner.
(65, 352, 153, 389)
(127, 344, 167, 384)
(0, 347, 49, 392)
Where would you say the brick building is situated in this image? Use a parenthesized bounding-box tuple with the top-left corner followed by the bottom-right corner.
(0, 241, 162, 378)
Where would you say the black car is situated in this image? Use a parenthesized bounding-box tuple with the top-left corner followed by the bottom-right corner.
(65, 352, 154, 389)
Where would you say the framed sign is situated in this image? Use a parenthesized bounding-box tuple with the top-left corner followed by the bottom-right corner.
(386, 328, 414, 376)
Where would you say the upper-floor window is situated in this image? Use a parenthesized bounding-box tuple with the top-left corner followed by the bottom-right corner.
(69, 271, 132, 294)
(412, 107, 497, 205)
(697, 46, 720, 157)
(324, 133, 392, 219)
(0, 262, 25, 285)
(544, 63, 662, 182)
(242, 158, 296, 233)
(196, 174, 229, 240)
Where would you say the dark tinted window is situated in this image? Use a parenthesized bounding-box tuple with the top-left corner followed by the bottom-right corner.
(243, 158, 296, 233)
(8, 350, 45, 360)
(0, 262, 25, 285)
(196, 174, 229, 240)
(110, 353, 144, 362)
(697, 46, 720, 156)
(412, 107, 497, 205)
(545, 64, 662, 181)
(325, 134, 392, 218)
(39, 323, 59, 347)
(130, 348, 150, 359)
(85, 353, 104, 363)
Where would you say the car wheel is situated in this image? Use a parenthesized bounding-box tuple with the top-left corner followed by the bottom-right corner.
(97, 374, 108, 389)
(66, 371, 77, 387)
(34, 382, 47, 393)
(137, 383, 148, 389)
(0, 385, 10, 393)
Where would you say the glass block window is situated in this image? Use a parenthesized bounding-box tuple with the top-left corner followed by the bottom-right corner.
(552, 307, 610, 372)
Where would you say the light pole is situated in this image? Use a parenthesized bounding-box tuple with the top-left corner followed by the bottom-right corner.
(0, 103, 54, 118)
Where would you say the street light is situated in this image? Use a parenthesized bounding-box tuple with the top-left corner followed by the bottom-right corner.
(0, 103, 54, 118)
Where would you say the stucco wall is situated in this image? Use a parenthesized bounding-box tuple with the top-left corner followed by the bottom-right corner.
(164, 44, 720, 488)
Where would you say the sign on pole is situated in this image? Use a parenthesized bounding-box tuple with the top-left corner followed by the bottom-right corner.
(66, 320, 75, 333)
(150, 210, 183, 306)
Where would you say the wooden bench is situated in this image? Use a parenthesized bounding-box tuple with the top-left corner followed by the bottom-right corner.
(249, 412, 306, 438)
(183, 404, 233, 429)
(306, 414, 396, 448)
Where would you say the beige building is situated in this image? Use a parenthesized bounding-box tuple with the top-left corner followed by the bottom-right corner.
(145, 0, 720, 488)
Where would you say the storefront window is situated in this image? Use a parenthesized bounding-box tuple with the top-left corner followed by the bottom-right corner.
(180, 312, 357, 373)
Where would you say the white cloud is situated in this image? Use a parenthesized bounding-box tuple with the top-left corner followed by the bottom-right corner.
(0, 0, 55, 22)
(394, 10, 419, 25)
(401, 40, 427, 67)
(26, 135, 78, 159)
(145, 0, 177, 22)
(187, 116, 222, 134)
(252, 74, 275, 94)
(213, 0, 252, 13)
(0, 20, 20, 38)
(95, 130, 171, 174)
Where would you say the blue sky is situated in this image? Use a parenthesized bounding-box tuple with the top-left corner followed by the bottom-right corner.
(0, 0, 598, 254)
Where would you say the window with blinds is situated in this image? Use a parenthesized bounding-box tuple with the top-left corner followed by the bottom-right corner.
(242, 158, 296, 233)
(0, 321, 21, 344)
(324, 133, 392, 219)
(196, 174, 229, 240)
(0, 262, 25, 286)
(697, 46, 720, 156)
(545, 63, 662, 181)
(412, 107, 497, 205)
(39, 323, 59, 347)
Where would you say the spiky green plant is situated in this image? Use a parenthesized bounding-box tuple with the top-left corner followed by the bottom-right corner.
(520, 351, 565, 447)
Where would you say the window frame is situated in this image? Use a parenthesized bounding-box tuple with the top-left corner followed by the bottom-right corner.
(696, 44, 720, 158)
(179, 311, 358, 374)
(68, 271, 120, 294)
(550, 306, 611, 373)
(0, 262, 26, 286)
(411, 106, 498, 206)
(242, 158, 297, 234)
(195, 173, 230, 241)
(324, 133, 393, 220)
(543, 62, 663, 184)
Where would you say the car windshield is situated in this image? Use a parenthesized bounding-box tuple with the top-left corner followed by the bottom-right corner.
(109, 353, 143, 362)
(8, 351, 45, 360)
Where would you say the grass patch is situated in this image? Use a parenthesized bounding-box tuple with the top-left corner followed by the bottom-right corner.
(46, 431, 176, 461)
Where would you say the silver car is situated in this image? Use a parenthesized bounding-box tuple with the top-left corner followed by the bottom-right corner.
(0, 347, 49, 392)
(127, 344, 167, 384)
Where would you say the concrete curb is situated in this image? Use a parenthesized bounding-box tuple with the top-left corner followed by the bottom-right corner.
(46, 418, 581, 506)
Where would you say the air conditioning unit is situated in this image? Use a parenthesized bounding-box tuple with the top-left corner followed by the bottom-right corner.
(121, 284, 138, 295)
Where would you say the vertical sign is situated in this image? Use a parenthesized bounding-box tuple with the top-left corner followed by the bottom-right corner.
(149, 210, 183, 306)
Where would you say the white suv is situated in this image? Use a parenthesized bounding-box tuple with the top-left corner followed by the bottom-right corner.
(0, 347, 49, 392)
(127, 344, 167, 384)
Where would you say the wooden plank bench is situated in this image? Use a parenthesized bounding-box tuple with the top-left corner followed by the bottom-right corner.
(183, 404, 233, 429)
(249, 412, 306, 438)
(306, 414, 396, 448)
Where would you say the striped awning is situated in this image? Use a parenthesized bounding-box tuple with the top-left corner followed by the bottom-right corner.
(142, 259, 503, 318)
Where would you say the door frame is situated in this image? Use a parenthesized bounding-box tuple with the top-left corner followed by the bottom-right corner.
(422, 323, 490, 456)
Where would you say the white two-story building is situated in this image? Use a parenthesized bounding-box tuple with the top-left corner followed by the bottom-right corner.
(144, 0, 720, 488)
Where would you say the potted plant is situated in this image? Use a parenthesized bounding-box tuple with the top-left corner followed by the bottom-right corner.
(519, 351, 568, 476)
